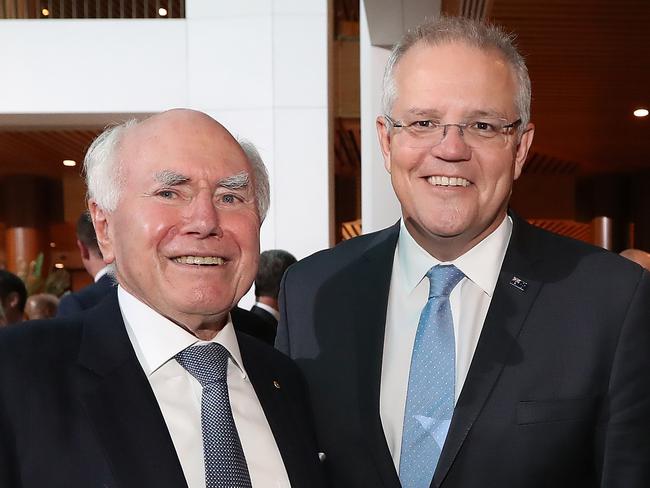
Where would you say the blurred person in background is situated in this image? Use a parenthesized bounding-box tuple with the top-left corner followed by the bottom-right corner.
(620, 248, 650, 271)
(251, 249, 297, 337)
(0, 301, 6, 327)
(0, 270, 27, 325)
(57, 211, 113, 316)
(24, 293, 59, 320)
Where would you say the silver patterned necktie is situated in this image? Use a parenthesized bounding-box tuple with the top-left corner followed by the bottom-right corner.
(399, 264, 465, 488)
(175, 343, 253, 488)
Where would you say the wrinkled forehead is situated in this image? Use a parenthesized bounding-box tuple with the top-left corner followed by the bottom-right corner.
(118, 113, 249, 179)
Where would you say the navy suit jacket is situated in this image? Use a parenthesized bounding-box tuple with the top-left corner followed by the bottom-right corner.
(0, 291, 326, 488)
(276, 215, 650, 488)
(251, 304, 279, 328)
(233, 306, 277, 345)
(57, 273, 114, 317)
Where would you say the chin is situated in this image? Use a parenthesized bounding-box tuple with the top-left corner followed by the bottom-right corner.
(419, 215, 466, 236)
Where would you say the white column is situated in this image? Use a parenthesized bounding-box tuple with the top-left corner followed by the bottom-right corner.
(360, 0, 441, 233)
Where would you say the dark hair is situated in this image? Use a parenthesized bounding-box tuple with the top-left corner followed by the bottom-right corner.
(76, 211, 102, 258)
(0, 270, 27, 312)
(254, 250, 297, 300)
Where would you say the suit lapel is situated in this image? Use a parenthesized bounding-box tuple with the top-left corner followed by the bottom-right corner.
(76, 292, 188, 488)
(238, 333, 323, 488)
(433, 215, 544, 487)
(353, 224, 403, 488)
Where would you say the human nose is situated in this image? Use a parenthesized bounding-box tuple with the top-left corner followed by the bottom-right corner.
(434, 124, 471, 160)
(183, 191, 223, 238)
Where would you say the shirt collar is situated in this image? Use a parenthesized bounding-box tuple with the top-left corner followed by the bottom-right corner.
(118, 286, 246, 379)
(397, 215, 512, 297)
(94, 265, 111, 282)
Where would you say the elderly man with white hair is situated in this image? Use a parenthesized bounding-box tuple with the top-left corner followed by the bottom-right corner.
(0, 109, 326, 488)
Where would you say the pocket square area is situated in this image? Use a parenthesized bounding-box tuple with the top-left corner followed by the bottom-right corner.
(516, 397, 598, 425)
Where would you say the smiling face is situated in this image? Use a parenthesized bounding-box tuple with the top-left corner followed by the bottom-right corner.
(90, 110, 261, 335)
(377, 41, 534, 261)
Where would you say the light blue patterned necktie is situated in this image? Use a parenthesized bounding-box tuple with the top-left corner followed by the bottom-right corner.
(399, 264, 465, 488)
(175, 343, 253, 488)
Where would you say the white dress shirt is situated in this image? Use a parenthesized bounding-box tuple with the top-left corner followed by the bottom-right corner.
(380, 216, 512, 470)
(119, 287, 291, 488)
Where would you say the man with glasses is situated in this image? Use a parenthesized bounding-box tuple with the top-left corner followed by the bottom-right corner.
(277, 16, 650, 488)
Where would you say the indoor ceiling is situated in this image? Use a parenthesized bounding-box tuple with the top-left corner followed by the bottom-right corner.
(0, 0, 648, 179)
(0, 128, 99, 178)
(489, 0, 649, 175)
(0, 0, 184, 19)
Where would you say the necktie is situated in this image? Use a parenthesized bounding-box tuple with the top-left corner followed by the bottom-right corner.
(175, 343, 253, 488)
(399, 265, 465, 488)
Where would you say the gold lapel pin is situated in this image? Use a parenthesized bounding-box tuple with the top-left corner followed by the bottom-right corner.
(273, 380, 281, 389)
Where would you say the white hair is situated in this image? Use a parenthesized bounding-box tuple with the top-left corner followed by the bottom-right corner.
(84, 119, 138, 212)
(83, 117, 271, 221)
(238, 139, 270, 222)
(382, 16, 532, 129)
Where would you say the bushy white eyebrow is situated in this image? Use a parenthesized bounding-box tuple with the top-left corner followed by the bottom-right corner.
(154, 170, 190, 186)
(218, 171, 250, 190)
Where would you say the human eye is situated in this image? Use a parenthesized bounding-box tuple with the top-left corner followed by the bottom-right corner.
(155, 189, 178, 199)
(407, 120, 438, 131)
(469, 120, 499, 137)
(217, 193, 244, 205)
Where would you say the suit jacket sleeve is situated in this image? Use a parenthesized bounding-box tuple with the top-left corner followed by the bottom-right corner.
(275, 271, 291, 355)
(56, 293, 83, 317)
(599, 269, 650, 487)
(0, 391, 18, 486)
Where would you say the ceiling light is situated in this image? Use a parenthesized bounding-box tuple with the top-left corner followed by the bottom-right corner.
(63, 159, 76, 167)
(633, 108, 649, 118)
(158, 7, 168, 16)
(41, 8, 49, 16)
(49, 242, 56, 248)
(54, 263, 64, 269)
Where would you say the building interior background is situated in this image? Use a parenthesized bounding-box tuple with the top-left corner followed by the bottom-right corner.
(0, 0, 648, 306)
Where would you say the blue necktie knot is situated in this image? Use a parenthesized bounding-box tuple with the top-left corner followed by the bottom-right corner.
(175, 342, 229, 386)
(426, 265, 465, 298)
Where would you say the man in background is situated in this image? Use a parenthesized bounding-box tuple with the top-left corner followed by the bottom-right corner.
(24, 293, 59, 320)
(57, 211, 113, 316)
(620, 248, 650, 271)
(251, 250, 297, 334)
(277, 16, 650, 488)
(0, 270, 26, 325)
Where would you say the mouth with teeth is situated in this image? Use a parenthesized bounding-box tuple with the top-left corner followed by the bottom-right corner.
(173, 256, 225, 266)
(427, 175, 471, 187)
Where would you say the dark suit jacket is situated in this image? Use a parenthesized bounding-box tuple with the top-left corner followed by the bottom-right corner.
(250, 304, 278, 335)
(251, 304, 279, 328)
(57, 273, 114, 317)
(276, 215, 650, 488)
(232, 306, 277, 345)
(0, 290, 326, 488)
